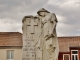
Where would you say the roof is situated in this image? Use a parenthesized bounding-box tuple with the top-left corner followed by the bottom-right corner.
(0, 32, 80, 52)
(58, 36, 80, 52)
(0, 32, 22, 46)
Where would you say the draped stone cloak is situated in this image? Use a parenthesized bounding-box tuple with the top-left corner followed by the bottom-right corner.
(42, 13, 59, 60)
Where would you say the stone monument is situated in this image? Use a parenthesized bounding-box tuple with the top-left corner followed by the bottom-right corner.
(22, 8, 59, 60)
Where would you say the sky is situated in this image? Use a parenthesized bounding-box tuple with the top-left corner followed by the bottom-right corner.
(0, 0, 80, 36)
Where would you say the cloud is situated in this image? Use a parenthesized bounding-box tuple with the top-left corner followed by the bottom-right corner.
(0, 18, 22, 32)
(45, 0, 80, 36)
(0, 0, 80, 36)
(0, 0, 49, 21)
(0, 0, 49, 33)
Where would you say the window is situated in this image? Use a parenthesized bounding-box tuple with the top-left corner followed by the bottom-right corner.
(63, 54, 70, 60)
(71, 50, 78, 60)
(7, 50, 14, 60)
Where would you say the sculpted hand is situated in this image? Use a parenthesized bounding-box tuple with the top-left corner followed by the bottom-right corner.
(50, 34, 55, 37)
(45, 35, 51, 40)
(45, 34, 55, 40)
(46, 44, 55, 52)
(49, 44, 55, 52)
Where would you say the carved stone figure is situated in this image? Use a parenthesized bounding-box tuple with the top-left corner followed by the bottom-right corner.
(22, 8, 59, 60)
(37, 8, 59, 60)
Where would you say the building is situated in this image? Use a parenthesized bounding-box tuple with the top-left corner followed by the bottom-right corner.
(0, 32, 22, 60)
(0, 32, 80, 60)
(58, 36, 80, 60)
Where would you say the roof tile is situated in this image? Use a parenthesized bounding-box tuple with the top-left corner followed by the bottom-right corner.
(0, 32, 22, 46)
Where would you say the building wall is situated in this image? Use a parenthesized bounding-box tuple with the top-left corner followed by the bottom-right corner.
(58, 48, 80, 60)
(59, 52, 70, 60)
(0, 47, 22, 60)
(58, 53, 63, 60)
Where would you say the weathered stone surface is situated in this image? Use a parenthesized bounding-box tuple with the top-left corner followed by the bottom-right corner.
(22, 16, 38, 60)
(22, 8, 59, 60)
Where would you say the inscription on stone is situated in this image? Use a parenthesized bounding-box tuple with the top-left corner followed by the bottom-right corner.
(22, 38, 35, 60)
(22, 16, 39, 60)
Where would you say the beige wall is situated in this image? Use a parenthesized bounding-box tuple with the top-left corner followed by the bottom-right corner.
(0, 47, 22, 60)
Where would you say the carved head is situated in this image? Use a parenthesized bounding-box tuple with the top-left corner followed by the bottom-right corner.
(37, 8, 50, 17)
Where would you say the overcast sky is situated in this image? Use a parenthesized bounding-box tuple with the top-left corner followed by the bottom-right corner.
(0, 0, 80, 36)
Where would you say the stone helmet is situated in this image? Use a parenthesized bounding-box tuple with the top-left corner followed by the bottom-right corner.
(37, 8, 50, 16)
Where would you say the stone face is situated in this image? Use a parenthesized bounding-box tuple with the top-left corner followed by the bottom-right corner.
(22, 8, 59, 60)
